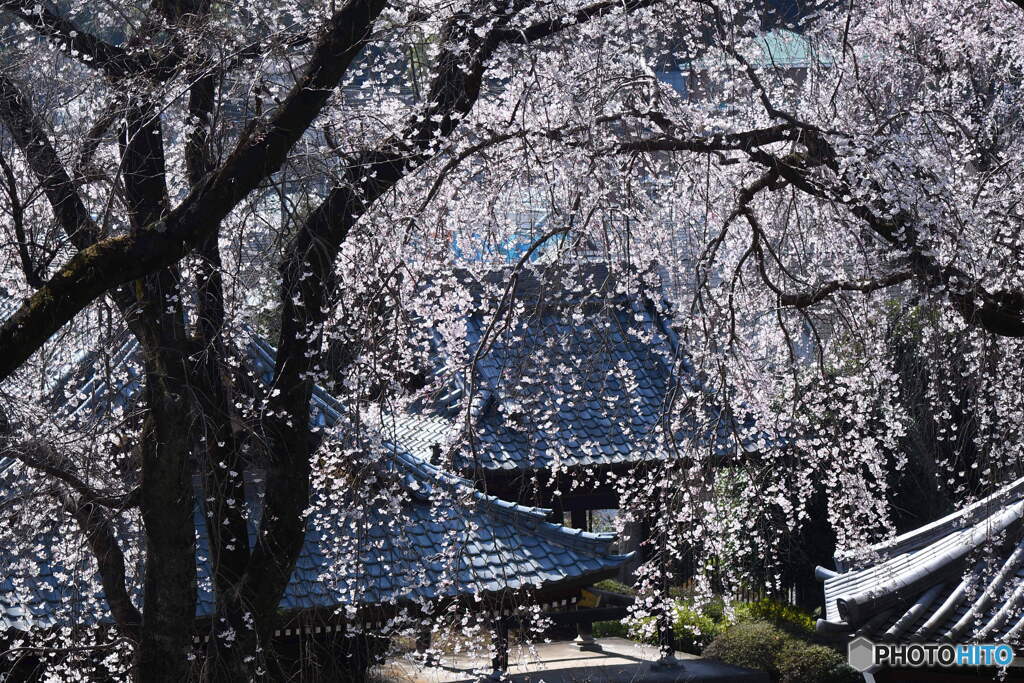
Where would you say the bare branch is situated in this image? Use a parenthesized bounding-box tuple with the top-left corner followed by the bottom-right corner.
(0, 75, 102, 249)
(0, 152, 41, 288)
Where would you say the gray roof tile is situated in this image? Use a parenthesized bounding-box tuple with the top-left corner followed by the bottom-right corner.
(0, 334, 629, 631)
(388, 273, 759, 472)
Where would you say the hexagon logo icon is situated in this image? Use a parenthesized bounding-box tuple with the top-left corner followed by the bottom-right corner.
(848, 636, 876, 672)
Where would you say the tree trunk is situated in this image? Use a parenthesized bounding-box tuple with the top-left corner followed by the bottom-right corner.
(135, 375, 197, 682)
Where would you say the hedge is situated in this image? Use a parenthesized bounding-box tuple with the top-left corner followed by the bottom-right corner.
(703, 621, 859, 683)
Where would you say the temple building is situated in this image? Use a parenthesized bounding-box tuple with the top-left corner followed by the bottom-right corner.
(387, 265, 757, 560)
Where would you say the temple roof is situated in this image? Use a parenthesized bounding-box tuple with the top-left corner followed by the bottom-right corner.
(0, 334, 629, 632)
(391, 265, 758, 473)
(817, 475, 1024, 644)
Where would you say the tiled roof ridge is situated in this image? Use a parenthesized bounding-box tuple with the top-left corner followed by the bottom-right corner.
(818, 474, 1024, 636)
(395, 272, 768, 472)
(832, 500, 1024, 627)
(31, 329, 634, 564)
(54, 335, 141, 422)
(394, 448, 625, 557)
(34, 328, 621, 561)
(452, 262, 630, 306)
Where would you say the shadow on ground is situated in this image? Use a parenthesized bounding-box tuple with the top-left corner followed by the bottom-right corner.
(375, 637, 769, 682)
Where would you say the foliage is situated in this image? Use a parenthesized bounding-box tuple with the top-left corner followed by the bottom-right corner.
(624, 601, 726, 653)
(776, 642, 860, 683)
(592, 579, 636, 597)
(734, 599, 815, 636)
(702, 621, 790, 675)
(669, 602, 728, 653)
(591, 620, 629, 639)
(618, 596, 815, 655)
(704, 622, 857, 683)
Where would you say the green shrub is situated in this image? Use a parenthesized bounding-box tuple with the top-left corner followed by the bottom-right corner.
(705, 622, 856, 683)
(622, 604, 723, 653)
(702, 621, 790, 676)
(614, 596, 812, 655)
(592, 620, 628, 638)
(592, 579, 636, 597)
(776, 641, 859, 683)
(733, 599, 815, 636)
(671, 602, 727, 653)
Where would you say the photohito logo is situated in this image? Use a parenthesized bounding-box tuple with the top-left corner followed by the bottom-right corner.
(847, 636, 1015, 672)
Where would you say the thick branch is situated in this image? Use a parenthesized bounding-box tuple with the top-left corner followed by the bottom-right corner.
(184, 69, 254, 658)
(0, 0, 387, 380)
(778, 270, 915, 307)
(119, 100, 171, 236)
(0, 76, 102, 249)
(689, 41, 1024, 336)
(614, 124, 800, 154)
(627, 101, 1024, 337)
(764, 149, 1024, 336)
(0, 1, 156, 80)
(240, 0, 669, 629)
(2, 438, 139, 509)
(65, 495, 143, 640)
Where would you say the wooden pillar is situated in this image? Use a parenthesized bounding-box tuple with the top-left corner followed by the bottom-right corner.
(657, 607, 675, 663)
(415, 626, 434, 666)
(570, 505, 599, 649)
(491, 617, 509, 677)
(570, 506, 587, 531)
(617, 518, 649, 585)
(415, 628, 431, 654)
(651, 539, 682, 672)
(574, 617, 601, 652)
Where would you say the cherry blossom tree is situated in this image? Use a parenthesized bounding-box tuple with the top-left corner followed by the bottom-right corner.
(1, 0, 1023, 680)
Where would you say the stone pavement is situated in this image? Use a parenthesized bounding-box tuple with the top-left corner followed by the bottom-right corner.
(375, 637, 770, 682)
